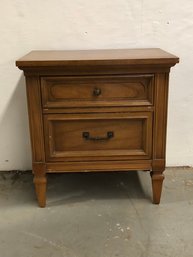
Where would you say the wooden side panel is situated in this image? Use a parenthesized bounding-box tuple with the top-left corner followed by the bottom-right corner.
(25, 76, 45, 162)
(152, 73, 169, 171)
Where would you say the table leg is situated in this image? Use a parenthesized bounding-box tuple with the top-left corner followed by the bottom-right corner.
(33, 163, 47, 207)
(150, 171, 164, 204)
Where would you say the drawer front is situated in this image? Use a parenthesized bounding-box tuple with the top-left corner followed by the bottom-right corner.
(41, 75, 154, 108)
(44, 112, 152, 161)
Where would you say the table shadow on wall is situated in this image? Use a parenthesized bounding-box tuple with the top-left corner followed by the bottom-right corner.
(0, 75, 31, 171)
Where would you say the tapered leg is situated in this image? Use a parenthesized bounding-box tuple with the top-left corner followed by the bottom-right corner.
(150, 171, 165, 204)
(33, 163, 47, 207)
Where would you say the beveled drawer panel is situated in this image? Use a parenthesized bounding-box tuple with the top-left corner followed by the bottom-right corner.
(44, 112, 152, 161)
(41, 75, 154, 108)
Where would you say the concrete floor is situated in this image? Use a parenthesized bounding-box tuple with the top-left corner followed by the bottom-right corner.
(0, 167, 193, 257)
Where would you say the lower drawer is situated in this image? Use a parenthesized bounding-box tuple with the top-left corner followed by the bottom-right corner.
(44, 112, 152, 161)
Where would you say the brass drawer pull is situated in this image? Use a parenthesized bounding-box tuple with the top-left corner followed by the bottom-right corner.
(82, 131, 114, 141)
(93, 87, 101, 96)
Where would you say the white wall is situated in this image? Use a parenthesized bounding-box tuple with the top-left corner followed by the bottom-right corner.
(0, 0, 192, 170)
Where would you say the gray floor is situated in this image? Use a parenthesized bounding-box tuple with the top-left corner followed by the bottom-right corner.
(0, 167, 193, 257)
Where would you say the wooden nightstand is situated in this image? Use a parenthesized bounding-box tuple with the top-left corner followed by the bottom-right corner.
(16, 49, 179, 207)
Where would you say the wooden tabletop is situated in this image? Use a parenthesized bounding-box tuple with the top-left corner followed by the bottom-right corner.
(16, 48, 179, 67)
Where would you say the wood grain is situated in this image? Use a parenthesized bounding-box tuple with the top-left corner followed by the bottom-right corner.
(16, 48, 179, 67)
(46, 160, 152, 172)
(44, 112, 152, 161)
(33, 163, 46, 207)
(41, 75, 153, 108)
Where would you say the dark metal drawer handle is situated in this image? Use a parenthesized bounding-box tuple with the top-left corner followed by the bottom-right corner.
(82, 131, 114, 141)
(93, 87, 101, 96)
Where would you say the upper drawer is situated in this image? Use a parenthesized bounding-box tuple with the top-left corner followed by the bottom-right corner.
(41, 75, 154, 108)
